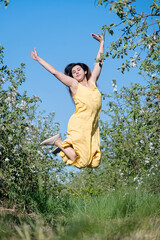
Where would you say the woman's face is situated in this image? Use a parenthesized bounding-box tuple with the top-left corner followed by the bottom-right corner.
(71, 65, 87, 81)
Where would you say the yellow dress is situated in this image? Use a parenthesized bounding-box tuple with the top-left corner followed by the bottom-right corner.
(59, 80, 102, 169)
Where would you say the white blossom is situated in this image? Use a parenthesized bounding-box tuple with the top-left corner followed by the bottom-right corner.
(133, 52, 138, 58)
(130, 52, 138, 67)
(37, 150, 43, 156)
(113, 85, 117, 92)
(5, 158, 10, 162)
(148, 44, 152, 49)
(149, 142, 154, 150)
(134, 176, 138, 181)
(20, 100, 27, 110)
(139, 109, 144, 114)
(14, 145, 19, 152)
(5, 97, 11, 103)
(5, 92, 17, 107)
(153, 34, 157, 40)
(0, 77, 5, 84)
(151, 74, 156, 79)
(26, 127, 30, 132)
(8, 136, 12, 141)
(130, 60, 137, 67)
(145, 158, 150, 164)
(10, 85, 16, 91)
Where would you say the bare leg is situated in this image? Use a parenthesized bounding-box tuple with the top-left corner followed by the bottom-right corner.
(54, 139, 77, 161)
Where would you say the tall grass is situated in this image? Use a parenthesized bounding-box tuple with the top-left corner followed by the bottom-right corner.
(0, 186, 160, 240)
(71, 187, 160, 220)
(60, 187, 160, 240)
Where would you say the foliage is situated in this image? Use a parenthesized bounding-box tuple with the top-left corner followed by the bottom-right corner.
(0, 46, 68, 212)
(97, 0, 160, 76)
(0, 0, 9, 8)
(0, 186, 160, 240)
(99, 80, 160, 186)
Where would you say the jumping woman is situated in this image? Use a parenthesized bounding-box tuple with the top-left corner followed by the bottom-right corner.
(30, 33, 104, 169)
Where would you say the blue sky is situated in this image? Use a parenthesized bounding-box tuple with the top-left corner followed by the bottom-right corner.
(1, 0, 151, 135)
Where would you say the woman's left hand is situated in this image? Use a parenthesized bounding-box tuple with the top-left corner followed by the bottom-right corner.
(91, 33, 104, 43)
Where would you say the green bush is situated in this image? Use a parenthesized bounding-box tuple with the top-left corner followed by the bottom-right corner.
(0, 46, 67, 212)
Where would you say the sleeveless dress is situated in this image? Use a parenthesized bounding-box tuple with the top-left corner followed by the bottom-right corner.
(59, 80, 102, 169)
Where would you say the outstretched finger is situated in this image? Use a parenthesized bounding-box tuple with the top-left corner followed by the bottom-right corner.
(91, 33, 98, 40)
(91, 33, 97, 37)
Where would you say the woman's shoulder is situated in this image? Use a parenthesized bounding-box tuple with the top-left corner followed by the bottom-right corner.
(88, 77, 97, 86)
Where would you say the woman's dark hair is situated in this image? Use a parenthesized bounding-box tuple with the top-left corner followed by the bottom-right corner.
(64, 63, 91, 80)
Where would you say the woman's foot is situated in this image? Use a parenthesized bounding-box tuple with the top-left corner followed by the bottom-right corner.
(42, 135, 77, 161)
(52, 147, 61, 155)
(40, 133, 61, 146)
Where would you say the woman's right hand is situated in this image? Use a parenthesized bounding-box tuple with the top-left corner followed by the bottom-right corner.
(30, 48, 39, 61)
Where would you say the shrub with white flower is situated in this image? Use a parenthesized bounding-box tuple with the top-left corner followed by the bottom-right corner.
(0, 46, 66, 211)
(99, 79, 160, 189)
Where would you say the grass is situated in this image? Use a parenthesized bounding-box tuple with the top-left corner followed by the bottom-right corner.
(0, 187, 160, 240)
(60, 188, 160, 240)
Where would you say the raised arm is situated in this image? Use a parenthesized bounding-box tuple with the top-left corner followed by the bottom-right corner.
(30, 48, 76, 88)
(90, 34, 104, 83)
